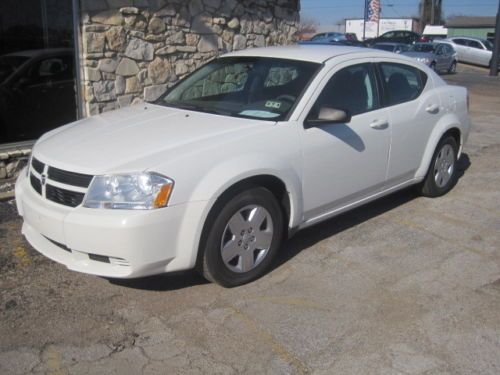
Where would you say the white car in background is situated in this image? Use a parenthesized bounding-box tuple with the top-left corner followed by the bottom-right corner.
(444, 37, 496, 67)
(16, 45, 470, 287)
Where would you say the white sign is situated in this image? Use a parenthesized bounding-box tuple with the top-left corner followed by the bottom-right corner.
(345, 18, 415, 40)
(345, 19, 378, 40)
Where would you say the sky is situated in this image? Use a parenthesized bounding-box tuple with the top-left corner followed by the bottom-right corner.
(301, 0, 499, 30)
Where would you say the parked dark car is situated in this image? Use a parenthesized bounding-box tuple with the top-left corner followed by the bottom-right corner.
(364, 30, 422, 46)
(0, 48, 76, 143)
(372, 43, 410, 53)
(344, 33, 358, 41)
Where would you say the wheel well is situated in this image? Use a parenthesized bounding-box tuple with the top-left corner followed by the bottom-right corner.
(442, 127, 461, 148)
(215, 175, 290, 225)
(195, 175, 291, 271)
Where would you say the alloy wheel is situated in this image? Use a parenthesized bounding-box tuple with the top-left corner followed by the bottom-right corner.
(433, 144, 455, 188)
(220, 205, 274, 273)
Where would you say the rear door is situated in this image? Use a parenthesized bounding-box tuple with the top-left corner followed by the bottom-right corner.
(378, 61, 440, 184)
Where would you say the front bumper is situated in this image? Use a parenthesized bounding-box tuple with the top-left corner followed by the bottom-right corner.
(15, 171, 208, 278)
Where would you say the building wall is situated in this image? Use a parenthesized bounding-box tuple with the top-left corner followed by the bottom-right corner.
(447, 27, 494, 39)
(79, 0, 300, 116)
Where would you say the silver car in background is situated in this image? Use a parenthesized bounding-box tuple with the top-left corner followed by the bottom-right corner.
(401, 42, 457, 74)
(444, 37, 495, 67)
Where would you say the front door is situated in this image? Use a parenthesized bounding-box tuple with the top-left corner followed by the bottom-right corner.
(301, 62, 391, 221)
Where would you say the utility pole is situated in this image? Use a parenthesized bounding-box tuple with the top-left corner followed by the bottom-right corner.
(363, 0, 368, 40)
(490, 0, 500, 76)
(431, 0, 435, 25)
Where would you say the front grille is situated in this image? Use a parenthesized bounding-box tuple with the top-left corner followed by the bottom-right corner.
(30, 155, 94, 208)
(30, 174, 42, 195)
(46, 184, 86, 207)
(31, 158, 45, 174)
(48, 166, 93, 188)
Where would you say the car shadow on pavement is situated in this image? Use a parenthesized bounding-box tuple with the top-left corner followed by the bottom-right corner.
(107, 270, 210, 291)
(273, 152, 471, 273)
(109, 153, 470, 291)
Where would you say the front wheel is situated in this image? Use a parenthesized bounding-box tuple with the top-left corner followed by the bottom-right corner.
(418, 136, 459, 197)
(200, 187, 284, 287)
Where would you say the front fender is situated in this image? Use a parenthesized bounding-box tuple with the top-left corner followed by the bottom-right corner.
(188, 153, 303, 229)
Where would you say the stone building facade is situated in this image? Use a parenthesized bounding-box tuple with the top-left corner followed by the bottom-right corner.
(0, 0, 299, 188)
(80, 0, 300, 116)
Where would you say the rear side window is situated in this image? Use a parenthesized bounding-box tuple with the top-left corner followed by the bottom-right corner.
(468, 40, 483, 49)
(453, 39, 466, 46)
(379, 63, 427, 106)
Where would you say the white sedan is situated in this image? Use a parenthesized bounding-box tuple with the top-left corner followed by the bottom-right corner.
(16, 45, 470, 287)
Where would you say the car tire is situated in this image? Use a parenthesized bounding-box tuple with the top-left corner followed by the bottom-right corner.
(448, 61, 457, 74)
(200, 186, 284, 287)
(419, 136, 459, 197)
(430, 62, 437, 72)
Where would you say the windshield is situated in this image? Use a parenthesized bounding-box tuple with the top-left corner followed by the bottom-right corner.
(410, 44, 435, 53)
(157, 57, 321, 121)
(0, 55, 29, 84)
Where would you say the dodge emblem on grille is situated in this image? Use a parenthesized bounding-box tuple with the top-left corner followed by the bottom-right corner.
(41, 174, 47, 186)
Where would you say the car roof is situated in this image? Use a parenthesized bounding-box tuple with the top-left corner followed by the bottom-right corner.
(2, 48, 73, 58)
(223, 45, 378, 63)
(448, 36, 485, 42)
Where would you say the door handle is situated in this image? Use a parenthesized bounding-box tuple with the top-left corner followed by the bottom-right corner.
(425, 104, 439, 113)
(370, 119, 389, 130)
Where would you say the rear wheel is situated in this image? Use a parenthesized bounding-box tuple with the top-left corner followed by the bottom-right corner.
(418, 136, 459, 197)
(201, 187, 284, 287)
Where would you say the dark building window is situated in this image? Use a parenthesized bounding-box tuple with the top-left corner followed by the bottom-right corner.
(0, 0, 78, 144)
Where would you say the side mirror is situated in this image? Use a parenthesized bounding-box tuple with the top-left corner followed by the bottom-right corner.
(305, 107, 351, 128)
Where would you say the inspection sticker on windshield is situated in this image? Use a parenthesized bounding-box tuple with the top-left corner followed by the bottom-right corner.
(265, 100, 281, 109)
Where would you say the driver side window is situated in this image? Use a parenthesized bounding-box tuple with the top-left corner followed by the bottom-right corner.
(309, 63, 379, 119)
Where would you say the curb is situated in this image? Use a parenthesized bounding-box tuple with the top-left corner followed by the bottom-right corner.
(0, 191, 15, 201)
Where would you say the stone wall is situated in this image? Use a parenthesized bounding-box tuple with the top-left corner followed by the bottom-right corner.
(80, 0, 300, 115)
(0, 148, 30, 198)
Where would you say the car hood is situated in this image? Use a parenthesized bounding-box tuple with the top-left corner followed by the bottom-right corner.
(402, 52, 434, 59)
(33, 104, 275, 174)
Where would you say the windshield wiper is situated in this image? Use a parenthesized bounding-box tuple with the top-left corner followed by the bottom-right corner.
(164, 102, 232, 116)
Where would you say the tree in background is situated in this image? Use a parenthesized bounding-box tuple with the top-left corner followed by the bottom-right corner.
(297, 16, 319, 40)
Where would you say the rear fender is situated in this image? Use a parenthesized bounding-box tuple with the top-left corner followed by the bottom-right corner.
(415, 112, 464, 179)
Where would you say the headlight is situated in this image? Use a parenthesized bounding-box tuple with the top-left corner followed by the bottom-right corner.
(416, 57, 431, 65)
(83, 172, 174, 210)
